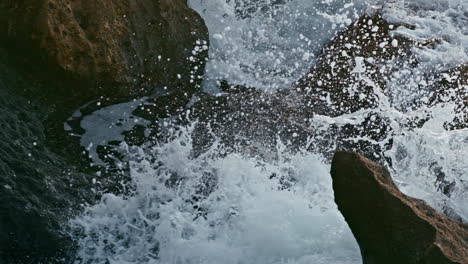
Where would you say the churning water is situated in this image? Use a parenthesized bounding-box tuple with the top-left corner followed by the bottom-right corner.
(189, 0, 377, 92)
(71, 127, 361, 264)
(70, 0, 467, 263)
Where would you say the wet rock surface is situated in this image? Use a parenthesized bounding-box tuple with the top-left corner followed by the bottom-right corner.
(0, 48, 93, 263)
(1, 0, 210, 173)
(293, 13, 414, 116)
(188, 12, 466, 163)
(185, 83, 315, 159)
(291, 12, 466, 161)
(0, 0, 208, 106)
(185, 13, 415, 161)
(289, 13, 417, 161)
(331, 151, 468, 264)
(427, 64, 467, 129)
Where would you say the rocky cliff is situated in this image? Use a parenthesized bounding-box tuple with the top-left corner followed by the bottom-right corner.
(0, 0, 208, 105)
(331, 151, 468, 264)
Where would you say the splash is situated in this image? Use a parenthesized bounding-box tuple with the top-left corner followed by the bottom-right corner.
(70, 0, 467, 263)
(71, 126, 360, 264)
(189, 0, 376, 92)
(383, 0, 468, 71)
(386, 105, 468, 221)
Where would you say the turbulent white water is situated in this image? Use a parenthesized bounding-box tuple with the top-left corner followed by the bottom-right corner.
(384, 0, 468, 71)
(71, 0, 467, 263)
(189, 0, 377, 92)
(71, 127, 361, 263)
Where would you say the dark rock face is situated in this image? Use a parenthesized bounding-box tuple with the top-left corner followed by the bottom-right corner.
(0, 48, 93, 263)
(0, 0, 210, 170)
(185, 11, 466, 167)
(0, 0, 208, 105)
(185, 12, 465, 163)
(331, 151, 468, 264)
(289, 12, 466, 161)
(187, 83, 315, 159)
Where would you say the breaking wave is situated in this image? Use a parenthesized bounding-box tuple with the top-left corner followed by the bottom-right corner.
(70, 0, 467, 263)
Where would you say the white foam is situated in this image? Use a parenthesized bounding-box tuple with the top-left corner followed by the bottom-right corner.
(383, 0, 468, 71)
(386, 105, 468, 221)
(79, 98, 149, 166)
(71, 128, 361, 263)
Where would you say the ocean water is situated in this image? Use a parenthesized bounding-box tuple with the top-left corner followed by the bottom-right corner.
(70, 0, 467, 263)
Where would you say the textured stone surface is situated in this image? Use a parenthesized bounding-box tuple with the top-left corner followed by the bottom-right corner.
(331, 151, 468, 264)
(186, 12, 466, 164)
(289, 12, 466, 160)
(0, 47, 93, 263)
(293, 13, 414, 117)
(0, 0, 208, 101)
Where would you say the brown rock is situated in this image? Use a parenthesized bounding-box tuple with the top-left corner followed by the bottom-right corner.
(0, 0, 208, 100)
(273, 13, 418, 161)
(331, 151, 468, 264)
(293, 13, 414, 117)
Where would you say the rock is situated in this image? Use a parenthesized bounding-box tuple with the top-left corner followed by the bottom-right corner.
(184, 13, 405, 160)
(285, 13, 416, 161)
(331, 151, 468, 264)
(187, 13, 413, 162)
(186, 11, 465, 164)
(0, 48, 94, 263)
(0, 0, 208, 104)
(293, 12, 414, 117)
(0, 0, 209, 179)
(289, 11, 467, 162)
(186, 82, 316, 159)
(428, 64, 467, 129)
